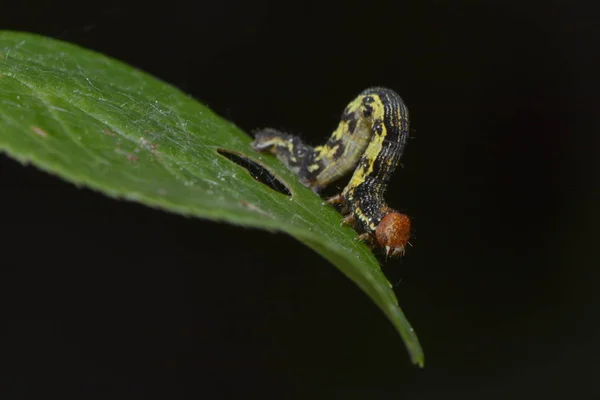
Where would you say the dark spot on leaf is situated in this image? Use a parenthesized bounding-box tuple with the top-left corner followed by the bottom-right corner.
(216, 148, 291, 196)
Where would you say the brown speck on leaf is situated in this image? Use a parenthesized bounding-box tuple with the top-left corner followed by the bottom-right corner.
(103, 128, 116, 137)
(116, 147, 139, 162)
(148, 144, 160, 157)
(31, 126, 48, 138)
(140, 137, 160, 155)
(240, 200, 271, 217)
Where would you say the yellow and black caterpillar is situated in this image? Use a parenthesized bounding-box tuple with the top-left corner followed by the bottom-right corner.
(252, 87, 411, 257)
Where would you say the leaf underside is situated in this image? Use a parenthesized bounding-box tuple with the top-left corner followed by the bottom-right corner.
(0, 31, 423, 366)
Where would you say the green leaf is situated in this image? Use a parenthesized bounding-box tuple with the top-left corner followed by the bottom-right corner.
(0, 31, 424, 366)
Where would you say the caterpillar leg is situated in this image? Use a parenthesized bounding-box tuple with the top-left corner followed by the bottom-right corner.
(355, 232, 376, 250)
(341, 213, 355, 227)
(323, 193, 350, 214)
(323, 193, 344, 205)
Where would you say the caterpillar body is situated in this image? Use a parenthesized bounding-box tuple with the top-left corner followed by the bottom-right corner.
(251, 87, 411, 257)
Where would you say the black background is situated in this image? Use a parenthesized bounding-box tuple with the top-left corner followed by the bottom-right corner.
(2, 0, 600, 398)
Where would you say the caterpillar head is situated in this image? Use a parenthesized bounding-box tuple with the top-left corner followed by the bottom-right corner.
(375, 212, 411, 258)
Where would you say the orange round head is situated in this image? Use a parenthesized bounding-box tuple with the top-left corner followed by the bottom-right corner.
(375, 212, 411, 258)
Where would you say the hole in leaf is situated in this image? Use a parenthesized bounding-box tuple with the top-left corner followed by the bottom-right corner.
(216, 148, 291, 196)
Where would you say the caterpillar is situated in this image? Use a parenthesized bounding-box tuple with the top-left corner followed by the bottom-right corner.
(251, 87, 411, 257)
